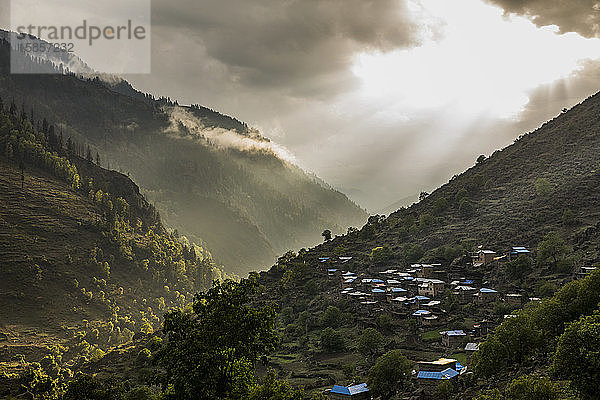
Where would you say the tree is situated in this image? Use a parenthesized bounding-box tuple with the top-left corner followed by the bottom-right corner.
(432, 197, 448, 215)
(320, 328, 345, 352)
(419, 191, 429, 201)
(367, 350, 412, 400)
(319, 306, 342, 328)
(357, 328, 384, 358)
(86, 145, 93, 162)
(504, 375, 560, 400)
(477, 154, 487, 163)
(458, 197, 474, 216)
(505, 255, 533, 281)
(535, 178, 553, 197)
(96, 152, 101, 166)
(155, 279, 278, 400)
(321, 229, 332, 242)
(435, 381, 454, 400)
(537, 232, 570, 271)
(248, 369, 303, 400)
(370, 246, 392, 264)
(553, 312, 600, 399)
(562, 209, 575, 226)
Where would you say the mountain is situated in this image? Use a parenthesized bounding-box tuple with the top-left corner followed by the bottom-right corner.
(0, 35, 367, 276)
(243, 91, 600, 396)
(0, 103, 229, 396)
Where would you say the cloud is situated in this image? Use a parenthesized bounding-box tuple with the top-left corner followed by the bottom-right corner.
(164, 106, 297, 163)
(484, 0, 600, 38)
(151, 0, 432, 99)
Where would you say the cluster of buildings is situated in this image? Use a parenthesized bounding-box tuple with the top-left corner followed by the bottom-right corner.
(318, 248, 599, 399)
(324, 263, 511, 325)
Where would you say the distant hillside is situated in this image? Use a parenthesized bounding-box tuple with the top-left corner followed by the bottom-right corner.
(0, 103, 227, 396)
(0, 36, 367, 276)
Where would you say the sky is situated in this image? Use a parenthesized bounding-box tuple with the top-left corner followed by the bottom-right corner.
(3, 0, 600, 211)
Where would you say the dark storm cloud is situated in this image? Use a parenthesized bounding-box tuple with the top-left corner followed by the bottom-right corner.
(152, 0, 426, 98)
(485, 0, 600, 37)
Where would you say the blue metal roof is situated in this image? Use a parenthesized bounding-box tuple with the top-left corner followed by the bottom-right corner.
(462, 279, 474, 284)
(328, 269, 338, 272)
(480, 288, 498, 293)
(331, 383, 369, 395)
(372, 288, 386, 293)
(417, 368, 459, 380)
(412, 309, 431, 316)
(442, 330, 466, 336)
(415, 295, 430, 300)
(391, 287, 407, 292)
(372, 279, 384, 283)
(455, 362, 465, 371)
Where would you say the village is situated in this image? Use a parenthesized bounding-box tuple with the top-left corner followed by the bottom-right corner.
(315, 247, 598, 399)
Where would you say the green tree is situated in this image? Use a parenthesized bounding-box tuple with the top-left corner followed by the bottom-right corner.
(248, 369, 303, 400)
(553, 312, 600, 399)
(370, 246, 393, 264)
(432, 197, 448, 215)
(505, 255, 533, 281)
(357, 328, 384, 358)
(537, 232, 571, 271)
(155, 279, 278, 400)
(319, 306, 342, 328)
(367, 350, 412, 400)
(535, 178, 553, 197)
(562, 209, 576, 226)
(435, 381, 454, 400)
(321, 229, 332, 242)
(320, 328, 345, 352)
(458, 197, 474, 217)
(505, 375, 560, 400)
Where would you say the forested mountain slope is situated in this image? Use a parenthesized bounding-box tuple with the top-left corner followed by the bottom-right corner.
(0, 102, 225, 396)
(243, 90, 600, 398)
(305, 91, 600, 268)
(0, 35, 367, 275)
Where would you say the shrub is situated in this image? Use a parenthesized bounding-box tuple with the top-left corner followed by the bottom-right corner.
(320, 328, 345, 352)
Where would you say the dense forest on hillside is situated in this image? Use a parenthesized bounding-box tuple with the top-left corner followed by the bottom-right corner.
(0, 36, 367, 275)
(0, 99, 231, 398)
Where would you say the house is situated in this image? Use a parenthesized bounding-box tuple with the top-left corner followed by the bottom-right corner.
(328, 383, 371, 400)
(417, 279, 445, 297)
(507, 247, 531, 262)
(339, 256, 353, 263)
(576, 266, 597, 279)
(371, 288, 386, 301)
(417, 368, 459, 393)
(504, 293, 523, 305)
(473, 250, 496, 266)
(328, 269, 339, 277)
(465, 342, 479, 352)
(440, 330, 467, 347)
(472, 320, 493, 337)
(414, 264, 435, 278)
(386, 279, 403, 287)
(417, 358, 458, 372)
(453, 285, 477, 303)
(422, 315, 439, 326)
(412, 309, 432, 318)
(475, 288, 499, 304)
